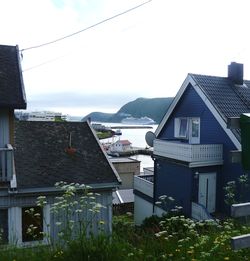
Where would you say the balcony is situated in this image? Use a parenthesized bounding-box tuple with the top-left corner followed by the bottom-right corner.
(134, 175, 154, 198)
(154, 139, 223, 167)
(0, 144, 14, 182)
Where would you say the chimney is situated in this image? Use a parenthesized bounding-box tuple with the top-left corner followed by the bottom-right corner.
(228, 62, 244, 85)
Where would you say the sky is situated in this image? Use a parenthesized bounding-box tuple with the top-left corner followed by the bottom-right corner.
(1, 0, 250, 116)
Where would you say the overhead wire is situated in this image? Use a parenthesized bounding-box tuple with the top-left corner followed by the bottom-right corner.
(20, 0, 152, 53)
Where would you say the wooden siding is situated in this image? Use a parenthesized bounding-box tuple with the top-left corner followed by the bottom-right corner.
(8, 110, 14, 145)
(156, 84, 250, 214)
(155, 158, 193, 216)
(0, 145, 13, 182)
(134, 175, 153, 198)
(0, 109, 10, 147)
(1, 190, 113, 244)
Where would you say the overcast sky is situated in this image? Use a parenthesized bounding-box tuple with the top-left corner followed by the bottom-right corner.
(2, 0, 250, 116)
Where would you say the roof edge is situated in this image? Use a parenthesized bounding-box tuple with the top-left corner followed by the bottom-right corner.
(86, 120, 122, 184)
(14, 182, 120, 194)
(154, 73, 241, 150)
(155, 74, 193, 136)
(15, 45, 27, 109)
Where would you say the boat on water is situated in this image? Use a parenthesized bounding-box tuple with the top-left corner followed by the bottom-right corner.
(114, 129, 122, 135)
(121, 116, 156, 125)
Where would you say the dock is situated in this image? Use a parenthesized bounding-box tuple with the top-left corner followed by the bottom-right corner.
(110, 126, 153, 129)
(108, 147, 153, 157)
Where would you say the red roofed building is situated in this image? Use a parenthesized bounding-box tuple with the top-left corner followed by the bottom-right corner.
(110, 139, 132, 152)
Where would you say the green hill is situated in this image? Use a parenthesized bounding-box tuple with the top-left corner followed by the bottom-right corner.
(82, 97, 173, 124)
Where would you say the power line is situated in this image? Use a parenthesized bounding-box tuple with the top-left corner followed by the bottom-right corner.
(20, 0, 152, 53)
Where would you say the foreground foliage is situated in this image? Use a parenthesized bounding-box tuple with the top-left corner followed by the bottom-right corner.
(1, 213, 250, 260)
(1, 183, 250, 260)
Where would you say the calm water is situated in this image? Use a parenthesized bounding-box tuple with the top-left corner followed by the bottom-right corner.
(101, 123, 158, 172)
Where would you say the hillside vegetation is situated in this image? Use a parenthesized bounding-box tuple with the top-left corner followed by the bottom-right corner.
(82, 97, 173, 124)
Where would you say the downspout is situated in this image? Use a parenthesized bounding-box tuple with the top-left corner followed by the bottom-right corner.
(152, 156, 156, 214)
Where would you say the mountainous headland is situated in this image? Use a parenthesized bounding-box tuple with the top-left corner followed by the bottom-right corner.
(82, 97, 173, 124)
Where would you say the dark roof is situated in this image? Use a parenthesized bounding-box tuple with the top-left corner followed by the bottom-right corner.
(0, 45, 26, 109)
(14, 121, 120, 189)
(112, 189, 134, 204)
(190, 74, 250, 119)
(190, 74, 250, 141)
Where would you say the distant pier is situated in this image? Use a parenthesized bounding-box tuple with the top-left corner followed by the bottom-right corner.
(108, 147, 153, 157)
(110, 126, 153, 129)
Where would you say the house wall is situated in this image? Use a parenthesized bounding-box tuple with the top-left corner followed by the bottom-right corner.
(9, 110, 15, 145)
(0, 190, 113, 245)
(112, 160, 140, 189)
(155, 158, 193, 216)
(0, 109, 10, 147)
(156, 84, 249, 214)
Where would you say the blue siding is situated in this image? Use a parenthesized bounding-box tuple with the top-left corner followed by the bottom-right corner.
(156, 84, 250, 215)
(155, 159, 192, 216)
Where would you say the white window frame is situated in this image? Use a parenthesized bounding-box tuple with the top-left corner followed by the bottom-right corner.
(8, 204, 50, 246)
(174, 117, 200, 144)
(189, 117, 200, 144)
(174, 118, 188, 139)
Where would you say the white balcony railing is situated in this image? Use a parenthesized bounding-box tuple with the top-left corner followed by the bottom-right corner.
(134, 175, 153, 198)
(0, 144, 14, 182)
(154, 139, 223, 166)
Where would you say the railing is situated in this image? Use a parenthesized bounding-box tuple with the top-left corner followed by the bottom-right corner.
(154, 139, 223, 165)
(134, 175, 154, 198)
(0, 144, 14, 182)
(191, 202, 213, 221)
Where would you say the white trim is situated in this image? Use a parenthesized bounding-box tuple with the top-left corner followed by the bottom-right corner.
(8, 204, 51, 246)
(193, 82, 241, 150)
(189, 160, 223, 168)
(155, 75, 192, 136)
(15, 182, 119, 194)
(43, 204, 50, 245)
(8, 207, 22, 245)
(189, 117, 200, 144)
(155, 74, 241, 150)
(116, 190, 124, 203)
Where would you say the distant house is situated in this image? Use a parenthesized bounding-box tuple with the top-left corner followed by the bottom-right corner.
(135, 62, 250, 224)
(0, 44, 121, 246)
(110, 157, 140, 215)
(111, 157, 140, 189)
(109, 140, 132, 152)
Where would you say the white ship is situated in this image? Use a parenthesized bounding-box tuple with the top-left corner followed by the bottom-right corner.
(121, 116, 156, 125)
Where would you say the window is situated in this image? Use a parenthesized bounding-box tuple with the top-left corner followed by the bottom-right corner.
(191, 118, 199, 138)
(0, 209, 8, 243)
(175, 118, 188, 138)
(175, 117, 200, 143)
(22, 206, 43, 242)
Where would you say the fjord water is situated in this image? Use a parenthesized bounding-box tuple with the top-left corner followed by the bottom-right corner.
(102, 123, 158, 172)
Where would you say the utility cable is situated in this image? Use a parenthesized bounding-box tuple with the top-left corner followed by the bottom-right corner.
(20, 0, 152, 53)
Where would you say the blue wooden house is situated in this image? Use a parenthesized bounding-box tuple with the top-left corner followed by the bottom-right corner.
(135, 62, 250, 223)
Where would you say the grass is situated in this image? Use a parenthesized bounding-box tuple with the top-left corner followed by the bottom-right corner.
(2, 213, 250, 261)
(2, 181, 250, 261)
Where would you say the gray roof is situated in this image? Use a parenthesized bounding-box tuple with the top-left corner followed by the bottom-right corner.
(190, 74, 250, 120)
(14, 121, 120, 189)
(0, 45, 26, 109)
(112, 189, 134, 204)
(190, 74, 250, 141)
